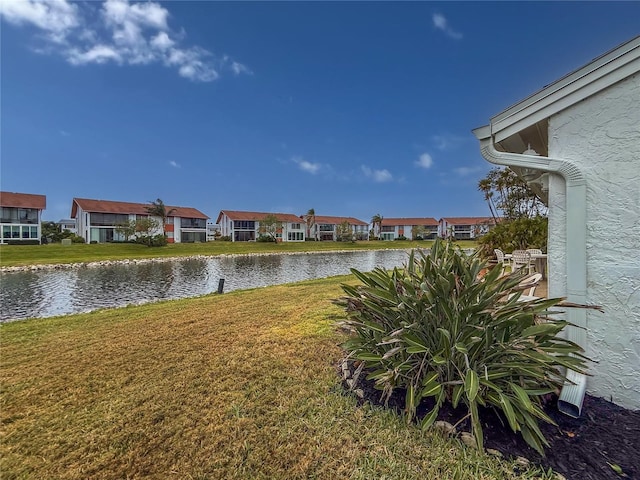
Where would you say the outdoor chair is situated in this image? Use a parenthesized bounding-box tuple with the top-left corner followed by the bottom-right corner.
(526, 248, 543, 274)
(507, 273, 543, 302)
(494, 248, 507, 275)
(511, 250, 534, 274)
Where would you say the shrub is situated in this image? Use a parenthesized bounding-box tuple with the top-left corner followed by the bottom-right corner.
(478, 217, 548, 259)
(69, 234, 85, 244)
(334, 238, 589, 454)
(6, 239, 40, 245)
(135, 234, 168, 247)
(257, 234, 276, 242)
(394, 235, 407, 241)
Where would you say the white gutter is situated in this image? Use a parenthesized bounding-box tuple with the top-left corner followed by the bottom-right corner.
(473, 134, 588, 418)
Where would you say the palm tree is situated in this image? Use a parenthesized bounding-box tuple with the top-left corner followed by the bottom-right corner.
(145, 198, 177, 236)
(371, 213, 383, 240)
(305, 208, 316, 240)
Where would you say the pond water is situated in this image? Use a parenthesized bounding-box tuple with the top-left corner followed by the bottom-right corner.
(0, 249, 415, 322)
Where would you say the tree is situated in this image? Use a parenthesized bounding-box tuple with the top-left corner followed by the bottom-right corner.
(41, 221, 61, 242)
(370, 213, 383, 240)
(305, 208, 316, 240)
(258, 214, 282, 243)
(478, 167, 547, 221)
(477, 167, 549, 259)
(412, 225, 427, 240)
(336, 221, 354, 242)
(115, 220, 137, 241)
(145, 198, 177, 234)
(135, 217, 161, 247)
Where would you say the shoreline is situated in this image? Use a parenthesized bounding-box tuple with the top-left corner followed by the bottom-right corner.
(0, 247, 423, 274)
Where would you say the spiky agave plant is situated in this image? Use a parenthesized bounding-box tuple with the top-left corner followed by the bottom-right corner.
(334, 239, 589, 454)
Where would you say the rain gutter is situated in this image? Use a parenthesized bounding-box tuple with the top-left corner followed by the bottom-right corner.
(472, 132, 587, 418)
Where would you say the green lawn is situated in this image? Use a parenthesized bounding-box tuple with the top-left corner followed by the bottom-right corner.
(0, 240, 479, 268)
(0, 276, 552, 479)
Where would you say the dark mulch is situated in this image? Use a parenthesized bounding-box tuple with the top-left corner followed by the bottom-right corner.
(341, 361, 640, 480)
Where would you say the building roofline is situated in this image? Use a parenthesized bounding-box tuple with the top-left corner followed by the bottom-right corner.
(474, 35, 640, 142)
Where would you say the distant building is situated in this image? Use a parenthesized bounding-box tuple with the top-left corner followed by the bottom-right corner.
(216, 210, 306, 242)
(71, 198, 208, 243)
(56, 219, 77, 234)
(301, 215, 369, 241)
(438, 217, 496, 240)
(0, 191, 46, 244)
(376, 217, 439, 241)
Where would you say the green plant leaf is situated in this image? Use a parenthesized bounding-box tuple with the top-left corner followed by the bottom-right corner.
(464, 369, 479, 403)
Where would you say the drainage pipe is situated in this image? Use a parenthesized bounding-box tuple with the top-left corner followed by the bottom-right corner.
(473, 135, 588, 417)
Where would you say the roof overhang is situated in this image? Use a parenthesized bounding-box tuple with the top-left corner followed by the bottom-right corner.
(474, 35, 640, 147)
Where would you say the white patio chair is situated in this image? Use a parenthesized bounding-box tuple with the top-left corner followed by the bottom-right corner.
(526, 249, 543, 273)
(511, 250, 534, 274)
(494, 248, 507, 275)
(508, 273, 543, 302)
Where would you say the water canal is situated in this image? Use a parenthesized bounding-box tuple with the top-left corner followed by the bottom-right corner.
(0, 249, 415, 322)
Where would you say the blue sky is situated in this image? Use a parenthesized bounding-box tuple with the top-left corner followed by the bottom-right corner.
(1, 1, 639, 223)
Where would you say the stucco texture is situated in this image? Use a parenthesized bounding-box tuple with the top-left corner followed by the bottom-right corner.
(548, 74, 640, 409)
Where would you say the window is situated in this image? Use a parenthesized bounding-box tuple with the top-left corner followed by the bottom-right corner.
(180, 218, 206, 229)
(290, 223, 301, 230)
(3, 226, 10, 238)
(30, 226, 38, 238)
(181, 231, 206, 243)
(381, 226, 395, 232)
(233, 220, 255, 230)
(90, 213, 130, 226)
(0, 207, 37, 224)
(288, 232, 304, 241)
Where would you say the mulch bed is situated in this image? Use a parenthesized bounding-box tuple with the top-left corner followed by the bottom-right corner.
(340, 361, 640, 480)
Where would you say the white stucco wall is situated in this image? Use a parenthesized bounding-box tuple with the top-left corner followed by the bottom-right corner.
(547, 73, 640, 409)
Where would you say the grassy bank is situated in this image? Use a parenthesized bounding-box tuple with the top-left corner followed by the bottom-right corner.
(0, 240, 478, 268)
(0, 277, 551, 479)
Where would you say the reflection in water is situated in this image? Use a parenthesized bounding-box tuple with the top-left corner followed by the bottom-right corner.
(0, 250, 411, 322)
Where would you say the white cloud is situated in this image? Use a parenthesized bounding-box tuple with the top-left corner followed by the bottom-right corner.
(67, 44, 122, 64)
(432, 133, 468, 151)
(361, 165, 393, 183)
(0, 0, 249, 82)
(59, 129, 70, 136)
(415, 153, 433, 169)
(169, 160, 180, 168)
(432, 13, 463, 40)
(0, 0, 79, 40)
(293, 156, 321, 175)
(454, 166, 482, 176)
(151, 31, 174, 50)
(231, 61, 251, 75)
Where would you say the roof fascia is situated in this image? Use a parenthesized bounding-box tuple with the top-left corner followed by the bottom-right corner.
(490, 37, 640, 142)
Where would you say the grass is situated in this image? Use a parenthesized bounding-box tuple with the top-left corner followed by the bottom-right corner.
(0, 240, 479, 268)
(0, 276, 554, 479)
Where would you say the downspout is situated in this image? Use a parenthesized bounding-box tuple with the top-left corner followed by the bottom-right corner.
(475, 136, 588, 418)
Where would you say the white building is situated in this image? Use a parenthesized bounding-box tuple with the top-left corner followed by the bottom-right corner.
(216, 210, 306, 242)
(474, 36, 640, 411)
(72, 198, 208, 244)
(375, 217, 439, 241)
(302, 215, 369, 241)
(0, 191, 46, 244)
(438, 217, 496, 240)
(56, 219, 77, 234)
